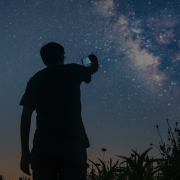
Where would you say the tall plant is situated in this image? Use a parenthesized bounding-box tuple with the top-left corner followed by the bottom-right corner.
(150, 119, 180, 179)
(87, 118, 180, 180)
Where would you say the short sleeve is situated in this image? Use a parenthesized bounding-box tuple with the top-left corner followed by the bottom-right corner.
(19, 77, 36, 111)
(74, 63, 91, 83)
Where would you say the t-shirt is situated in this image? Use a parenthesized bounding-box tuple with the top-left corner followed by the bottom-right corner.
(19, 63, 91, 170)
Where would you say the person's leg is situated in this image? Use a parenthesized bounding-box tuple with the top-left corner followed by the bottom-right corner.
(55, 145, 87, 180)
(32, 146, 87, 180)
(57, 162, 87, 180)
(32, 162, 87, 180)
(32, 168, 58, 180)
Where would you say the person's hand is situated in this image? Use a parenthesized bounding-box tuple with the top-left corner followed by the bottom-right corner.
(20, 151, 31, 176)
(88, 54, 99, 71)
(88, 54, 98, 63)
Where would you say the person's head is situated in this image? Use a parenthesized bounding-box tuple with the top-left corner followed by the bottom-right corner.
(40, 42, 66, 67)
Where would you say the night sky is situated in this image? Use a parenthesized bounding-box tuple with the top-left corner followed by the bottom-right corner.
(1, 0, 180, 179)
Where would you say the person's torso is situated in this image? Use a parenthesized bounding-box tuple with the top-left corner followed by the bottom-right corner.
(30, 64, 90, 155)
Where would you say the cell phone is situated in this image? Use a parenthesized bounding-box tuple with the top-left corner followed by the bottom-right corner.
(81, 57, 92, 67)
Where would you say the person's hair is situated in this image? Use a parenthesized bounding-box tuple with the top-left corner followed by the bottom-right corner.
(40, 42, 64, 66)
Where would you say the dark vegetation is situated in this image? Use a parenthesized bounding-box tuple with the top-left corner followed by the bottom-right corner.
(1, 118, 180, 180)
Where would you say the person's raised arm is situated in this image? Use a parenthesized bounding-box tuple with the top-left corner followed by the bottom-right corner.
(88, 54, 99, 75)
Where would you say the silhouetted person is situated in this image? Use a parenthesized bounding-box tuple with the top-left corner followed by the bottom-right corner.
(20, 42, 99, 180)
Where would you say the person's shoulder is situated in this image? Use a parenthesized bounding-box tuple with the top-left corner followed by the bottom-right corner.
(66, 63, 84, 68)
(30, 68, 48, 81)
(34, 68, 46, 76)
